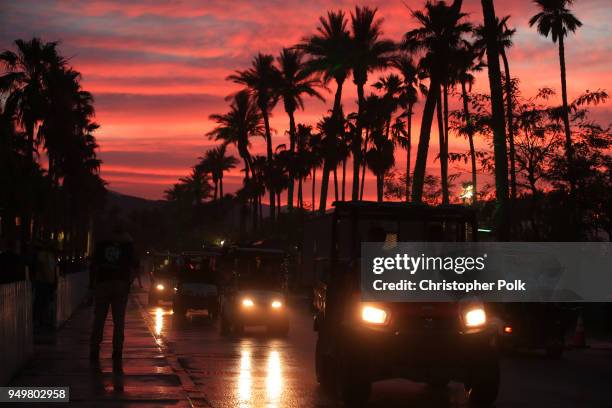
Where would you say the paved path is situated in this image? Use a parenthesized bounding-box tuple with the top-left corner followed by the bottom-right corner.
(8, 291, 191, 407)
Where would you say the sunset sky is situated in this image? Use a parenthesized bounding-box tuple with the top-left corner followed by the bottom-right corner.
(1, 0, 610, 201)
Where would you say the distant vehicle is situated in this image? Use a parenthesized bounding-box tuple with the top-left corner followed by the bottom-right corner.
(220, 247, 289, 336)
(148, 252, 180, 306)
(491, 303, 566, 357)
(307, 201, 499, 406)
(173, 250, 222, 322)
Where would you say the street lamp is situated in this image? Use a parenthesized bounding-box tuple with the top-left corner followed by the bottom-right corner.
(460, 183, 474, 205)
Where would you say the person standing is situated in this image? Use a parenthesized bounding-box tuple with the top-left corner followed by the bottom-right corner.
(89, 227, 137, 370)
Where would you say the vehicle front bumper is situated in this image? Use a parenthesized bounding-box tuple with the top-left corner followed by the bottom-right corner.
(345, 324, 498, 382)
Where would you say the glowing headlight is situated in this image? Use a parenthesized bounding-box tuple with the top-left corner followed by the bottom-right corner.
(271, 300, 282, 308)
(464, 308, 486, 327)
(361, 305, 388, 325)
(156, 284, 165, 291)
(242, 298, 254, 308)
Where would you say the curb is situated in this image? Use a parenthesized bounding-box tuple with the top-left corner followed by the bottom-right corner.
(133, 294, 213, 408)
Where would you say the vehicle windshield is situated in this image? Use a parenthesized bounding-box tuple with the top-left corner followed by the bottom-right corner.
(179, 255, 217, 284)
(336, 217, 473, 262)
(234, 256, 284, 291)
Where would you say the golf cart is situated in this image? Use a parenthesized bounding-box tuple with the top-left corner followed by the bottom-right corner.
(220, 247, 289, 336)
(148, 252, 179, 306)
(307, 201, 499, 406)
(173, 250, 221, 322)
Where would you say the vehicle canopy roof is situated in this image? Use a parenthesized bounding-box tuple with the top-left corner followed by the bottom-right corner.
(330, 201, 476, 222)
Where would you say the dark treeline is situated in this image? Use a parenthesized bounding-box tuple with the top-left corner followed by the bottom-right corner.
(2, 0, 610, 255)
(1, 38, 106, 258)
(162, 0, 610, 246)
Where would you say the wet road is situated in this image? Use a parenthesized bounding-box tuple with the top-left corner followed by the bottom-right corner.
(146, 299, 612, 408)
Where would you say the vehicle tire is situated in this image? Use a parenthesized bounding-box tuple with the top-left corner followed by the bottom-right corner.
(315, 336, 335, 392)
(220, 314, 231, 335)
(173, 298, 187, 322)
(335, 349, 372, 406)
(466, 357, 499, 407)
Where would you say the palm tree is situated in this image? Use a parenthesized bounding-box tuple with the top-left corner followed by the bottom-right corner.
(349, 6, 396, 201)
(207, 91, 264, 183)
(402, 0, 470, 202)
(0, 38, 64, 160)
(228, 53, 280, 219)
(276, 48, 324, 212)
(476, 15, 518, 201)
(529, 0, 582, 193)
(481, 0, 510, 240)
(199, 145, 238, 200)
(394, 55, 420, 201)
(298, 10, 351, 212)
(294, 124, 313, 209)
(307, 133, 323, 212)
(454, 43, 483, 205)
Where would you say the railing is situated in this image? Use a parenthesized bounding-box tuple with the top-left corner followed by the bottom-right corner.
(0, 281, 32, 385)
(55, 270, 90, 328)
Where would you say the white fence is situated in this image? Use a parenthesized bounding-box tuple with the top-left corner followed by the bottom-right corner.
(0, 281, 32, 385)
(55, 270, 90, 328)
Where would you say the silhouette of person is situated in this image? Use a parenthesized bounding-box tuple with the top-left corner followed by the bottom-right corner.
(89, 226, 137, 371)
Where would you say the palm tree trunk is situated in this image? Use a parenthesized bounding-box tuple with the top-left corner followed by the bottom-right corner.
(319, 161, 331, 214)
(261, 109, 276, 221)
(481, 0, 510, 240)
(461, 81, 478, 205)
(500, 48, 517, 202)
(298, 177, 303, 209)
(411, 74, 440, 202)
(437, 85, 449, 204)
(286, 109, 297, 212)
(352, 83, 366, 200)
(341, 159, 346, 201)
(333, 166, 339, 202)
(213, 180, 218, 201)
(377, 174, 383, 202)
(319, 78, 344, 212)
(558, 34, 574, 195)
(360, 151, 367, 200)
(312, 167, 316, 212)
(405, 107, 412, 202)
(219, 177, 224, 199)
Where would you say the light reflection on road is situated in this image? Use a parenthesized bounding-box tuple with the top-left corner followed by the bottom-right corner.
(153, 306, 173, 336)
(238, 347, 252, 406)
(236, 340, 285, 407)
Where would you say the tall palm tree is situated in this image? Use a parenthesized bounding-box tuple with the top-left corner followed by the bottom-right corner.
(307, 133, 323, 212)
(207, 91, 264, 183)
(394, 55, 420, 201)
(276, 48, 324, 212)
(293, 125, 311, 209)
(455, 43, 483, 204)
(228, 53, 280, 219)
(481, 0, 510, 240)
(298, 10, 351, 212)
(402, 0, 470, 202)
(349, 6, 396, 201)
(199, 145, 238, 200)
(529, 0, 582, 193)
(0, 38, 64, 160)
(476, 15, 518, 201)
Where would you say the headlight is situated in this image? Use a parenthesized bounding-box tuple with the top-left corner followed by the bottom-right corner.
(464, 308, 486, 327)
(361, 305, 388, 325)
(242, 298, 254, 308)
(271, 300, 282, 309)
(156, 284, 165, 291)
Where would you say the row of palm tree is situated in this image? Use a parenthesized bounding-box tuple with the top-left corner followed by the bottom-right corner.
(172, 0, 586, 239)
(1, 38, 105, 252)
